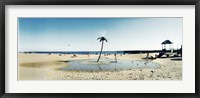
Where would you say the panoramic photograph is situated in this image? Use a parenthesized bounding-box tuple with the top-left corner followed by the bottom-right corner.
(18, 18, 182, 80)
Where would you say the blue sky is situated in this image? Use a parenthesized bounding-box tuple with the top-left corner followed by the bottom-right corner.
(18, 18, 182, 51)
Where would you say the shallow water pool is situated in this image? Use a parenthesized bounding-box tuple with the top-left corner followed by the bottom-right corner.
(59, 57, 159, 71)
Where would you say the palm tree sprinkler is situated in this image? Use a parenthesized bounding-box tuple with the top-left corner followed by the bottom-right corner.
(97, 36, 108, 62)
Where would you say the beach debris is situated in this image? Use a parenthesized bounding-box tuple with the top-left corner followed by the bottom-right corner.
(71, 54, 77, 58)
(150, 71, 154, 77)
(144, 62, 148, 65)
(156, 75, 161, 77)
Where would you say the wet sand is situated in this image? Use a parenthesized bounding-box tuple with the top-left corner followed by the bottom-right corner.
(18, 53, 182, 80)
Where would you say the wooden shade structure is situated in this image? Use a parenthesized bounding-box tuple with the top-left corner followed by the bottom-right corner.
(161, 40, 173, 51)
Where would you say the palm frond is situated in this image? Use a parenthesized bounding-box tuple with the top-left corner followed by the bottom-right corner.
(97, 37, 102, 40)
(97, 36, 108, 42)
(104, 39, 108, 42)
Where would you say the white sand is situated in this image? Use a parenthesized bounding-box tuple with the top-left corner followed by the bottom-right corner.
(18, 53, 182, 80)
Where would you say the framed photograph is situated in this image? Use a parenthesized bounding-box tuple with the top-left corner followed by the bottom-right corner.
(0, 0, 199, 97)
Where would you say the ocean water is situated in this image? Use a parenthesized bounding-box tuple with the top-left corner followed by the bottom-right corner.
(19, 50, 167, 55)
(20, 51, 124, 55)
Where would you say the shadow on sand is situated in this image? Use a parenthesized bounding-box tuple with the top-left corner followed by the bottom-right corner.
(171, 58, 182, 61)
(20, 61, 70, 68)
(57, 60, 70, 63)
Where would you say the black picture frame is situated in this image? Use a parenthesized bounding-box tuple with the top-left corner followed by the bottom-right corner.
(0, 0, 200, 98)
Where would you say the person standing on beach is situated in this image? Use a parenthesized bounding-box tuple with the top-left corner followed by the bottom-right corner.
(114, 54, 117, 63)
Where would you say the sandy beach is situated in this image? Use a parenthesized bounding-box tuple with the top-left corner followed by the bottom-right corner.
(18, 53, 182, 80)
